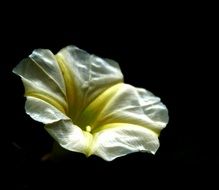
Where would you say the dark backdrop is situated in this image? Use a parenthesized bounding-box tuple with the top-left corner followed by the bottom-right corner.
(2, 6, 217, 189)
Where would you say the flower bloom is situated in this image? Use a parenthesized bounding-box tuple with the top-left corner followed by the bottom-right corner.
(13, 45, 168, 161)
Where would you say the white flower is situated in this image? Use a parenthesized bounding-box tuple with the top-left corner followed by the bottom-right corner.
(13, 45, 169, 161)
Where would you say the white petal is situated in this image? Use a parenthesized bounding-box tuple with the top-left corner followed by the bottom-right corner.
(136, 87, 169, 128)
(25, 96, 69, 124)
(45, 120, 92, 155)
(13, 49, 68, 113)
(56, 45, 123, 118)
(13, 46, 124, 122)
(78, 83, 168, 160)
(91, 123, 159, 161)
(82, 83, 168, 134)
(30, 49, 66, 93)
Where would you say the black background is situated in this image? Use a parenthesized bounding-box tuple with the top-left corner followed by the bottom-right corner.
(2, 4, 217, 189)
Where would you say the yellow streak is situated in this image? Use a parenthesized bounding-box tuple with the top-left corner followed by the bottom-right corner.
(55, 54, 76, 120)
(25, 92, 66, 114)
(92, 123, 159, 136)
(77, 83, 123, 131)
(82, 131, 94, 157)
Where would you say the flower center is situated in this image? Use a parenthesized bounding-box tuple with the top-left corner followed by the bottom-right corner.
(86, 125, 92, 132)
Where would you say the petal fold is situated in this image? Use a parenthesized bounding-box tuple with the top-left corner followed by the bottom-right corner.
(92, 123, 159, 161)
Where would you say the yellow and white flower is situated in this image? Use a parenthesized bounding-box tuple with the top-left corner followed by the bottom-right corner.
(13, 45, 168, 161)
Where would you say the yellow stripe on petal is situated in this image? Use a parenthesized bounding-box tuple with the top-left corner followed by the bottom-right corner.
(55, 54, 77, 120)
(76, 83, 123, 131)
(92, 122, 159, 136)
(25, 92, 67, 114)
